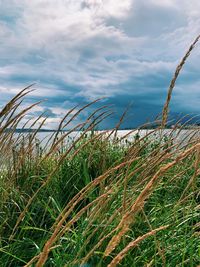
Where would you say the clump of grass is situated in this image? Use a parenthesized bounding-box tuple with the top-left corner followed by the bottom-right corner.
(0, 36, 200, 267)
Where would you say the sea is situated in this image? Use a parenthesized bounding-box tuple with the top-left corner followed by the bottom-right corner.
(15, 128, 200, 148)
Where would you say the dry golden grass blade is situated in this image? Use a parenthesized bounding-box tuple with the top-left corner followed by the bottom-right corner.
(114, 116, 161, 145)
(18, 116, 47, 157)
(0, 84, 35, 119)
(51, 104, 79, 145)
(1, 99, 24, 129)
(74, 196, 133, 265)
(106, 104, 130, 141)
(24, 245, 60, 267)
(0, 105, 45, 159)
(176, 114, 200, 133)
(0, 104, 47, 178)
(61, 97, 105, 130)
(74, 202, 117, 262)
(142, 209, 166, 266)
(55, 110, 113, 161)
(67, 131, 108, 161)
(42, 121, 88, 159)
(35, 191, 113, 267)
(179, 145, 200, 201)
(162, 35, 200, 127)
(0, 100, 44, 135)
(23, 255, 39, 267)
(42, 105, 111, 161)
(1, 109, 44, 150)
(104, 143, 200, 257)
(24, 116, 48, 145)
(42, 109, 112, 164)
(59, 190, 113, 238)
(145, 259, 155, 267)
(55, 104, 109, 144)
(78, 229, 117, 266)
(122, 161, 132, 213)
(119, 127, 158, 150)
(107, 225, 168, 267)
(176, 129, 199, 152)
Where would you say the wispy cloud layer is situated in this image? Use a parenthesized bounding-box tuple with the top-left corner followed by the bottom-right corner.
(0, 0, 200, 128)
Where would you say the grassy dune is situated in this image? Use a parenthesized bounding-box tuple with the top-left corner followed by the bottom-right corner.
(0, 37, 200, 266)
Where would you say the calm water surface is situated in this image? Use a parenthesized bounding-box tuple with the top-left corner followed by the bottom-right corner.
(34, 129, 200, 147)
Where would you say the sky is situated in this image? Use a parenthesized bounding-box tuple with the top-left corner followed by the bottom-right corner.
(0, 0, 200, 129)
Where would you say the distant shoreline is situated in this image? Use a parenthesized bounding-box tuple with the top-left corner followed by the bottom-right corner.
(4, 126, 200, 133)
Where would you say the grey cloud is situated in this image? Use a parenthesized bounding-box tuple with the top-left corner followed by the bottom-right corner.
(0, 0, 200, 128)
(106, 0, 187, 38)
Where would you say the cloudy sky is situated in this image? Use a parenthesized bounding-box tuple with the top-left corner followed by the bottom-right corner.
(0, 0, 200, 129)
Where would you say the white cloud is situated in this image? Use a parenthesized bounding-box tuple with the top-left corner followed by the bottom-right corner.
(0, 83, 69, 98)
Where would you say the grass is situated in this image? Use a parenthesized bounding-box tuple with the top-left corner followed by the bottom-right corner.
(0, 36, 200, 266)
